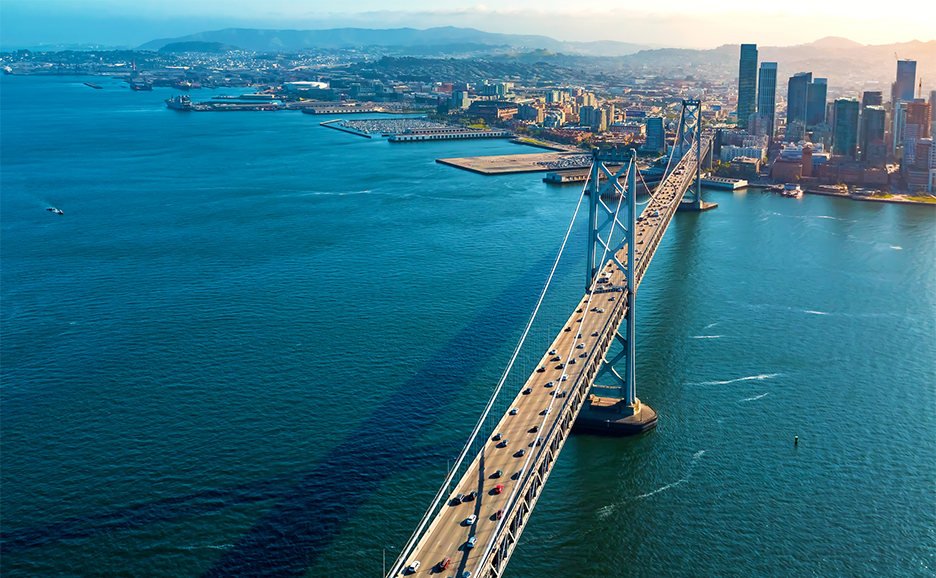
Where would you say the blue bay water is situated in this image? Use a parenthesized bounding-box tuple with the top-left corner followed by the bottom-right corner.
(1, 76, 934, 577)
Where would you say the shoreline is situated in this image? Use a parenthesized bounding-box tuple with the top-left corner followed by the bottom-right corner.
(738, 185, 936, 207)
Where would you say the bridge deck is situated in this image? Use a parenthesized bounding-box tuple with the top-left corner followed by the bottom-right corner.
(397, 143, 707, 578)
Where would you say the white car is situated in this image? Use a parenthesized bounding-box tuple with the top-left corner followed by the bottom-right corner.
(561, 375, 569, 381)
(407, 561, 421, 573)
(549, 349, 557, 355)
(510, 408, 519, 415)
(466, 514, 477, 525)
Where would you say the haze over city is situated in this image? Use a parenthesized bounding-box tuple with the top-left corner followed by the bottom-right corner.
(3, 0, 935, 49)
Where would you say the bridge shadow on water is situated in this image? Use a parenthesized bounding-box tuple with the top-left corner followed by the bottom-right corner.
(1, 250, 577, 578)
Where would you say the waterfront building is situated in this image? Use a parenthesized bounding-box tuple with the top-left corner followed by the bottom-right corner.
(757, 62, 778, 139)
(467, 100, 518, 122)
(645, 116, 665, 152)
(833, 98, 860, 159)
(806, 78, 827, 128)
(720, 144, 765, 163)
(894, 60, 917, 103)
(860, 105, 887, 164)
(737, 44, 758, 127)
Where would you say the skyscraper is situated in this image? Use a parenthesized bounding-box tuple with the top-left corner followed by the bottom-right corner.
(895, 60, 917, 102)
(833, 98, 860, 159)
(806, 78, 827, 127)
(737, 44, 758, 127)
(931, 90, 936, 137)
(787, 72, 812, 127)
(646, 117, 665, 152)
(860, 106, 887, 164)
(757, 62, 778, 139)
(862, 91, 883, 107)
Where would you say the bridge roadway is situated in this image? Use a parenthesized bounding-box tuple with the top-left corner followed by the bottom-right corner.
(396, 140, 709, 578)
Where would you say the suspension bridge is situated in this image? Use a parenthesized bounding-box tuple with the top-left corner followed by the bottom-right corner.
(388, 100, 713, 578)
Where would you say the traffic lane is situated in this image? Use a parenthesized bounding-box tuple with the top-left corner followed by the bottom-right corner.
(406, 301, 617, 575)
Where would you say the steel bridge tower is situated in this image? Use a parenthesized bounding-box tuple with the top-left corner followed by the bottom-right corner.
(677, 99, 703, 204)
(580, 148, 654, 428)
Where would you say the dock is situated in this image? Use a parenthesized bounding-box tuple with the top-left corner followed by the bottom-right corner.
(436, 152, 591, 176)
(700, 176, 748, 190)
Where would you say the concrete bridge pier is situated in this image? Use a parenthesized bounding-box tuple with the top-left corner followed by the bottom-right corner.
(678, 199, 718, 211)
(573, 395, 658, 435)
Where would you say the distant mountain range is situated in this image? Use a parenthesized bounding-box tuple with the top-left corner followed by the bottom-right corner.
(138, 27, 650, 57)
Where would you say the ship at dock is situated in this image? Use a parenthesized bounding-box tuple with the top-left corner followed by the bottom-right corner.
(165, 95, 193, 111)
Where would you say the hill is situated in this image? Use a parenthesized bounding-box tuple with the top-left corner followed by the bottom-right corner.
(158, 41, 241, 53)
(138, 27, 649, 57)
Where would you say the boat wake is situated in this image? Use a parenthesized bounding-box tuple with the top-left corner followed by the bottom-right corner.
(890, 246, 903, 250)
(698, 373, 781, 385)
(741, 392, 769, 402)
(690, 335, 722, 339)
(804, 310, 829, 315)
(596, 451, 707, 519)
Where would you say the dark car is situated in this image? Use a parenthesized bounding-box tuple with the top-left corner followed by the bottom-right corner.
(496, 509, 504, 519)
(531, 425, 539, 433)
(466, 491, 478, 501)
(452, 494, 464, 505)
(493, 469, 503, 478)
(522, 387, 532, 394)
(493, 433, 502, 441)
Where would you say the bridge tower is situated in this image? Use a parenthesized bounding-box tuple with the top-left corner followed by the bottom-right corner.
(579, 148, 657, 435)
(677, 99, 703, 204)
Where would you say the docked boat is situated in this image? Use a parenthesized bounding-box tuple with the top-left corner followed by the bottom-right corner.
(781, 183, 803, 198)
(165, 95, 193, 111)
(129, 82, 153, 91)
(83, 82, 103, 89)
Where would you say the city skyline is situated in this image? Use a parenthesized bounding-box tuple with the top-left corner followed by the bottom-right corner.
(2, 0, 935, 50)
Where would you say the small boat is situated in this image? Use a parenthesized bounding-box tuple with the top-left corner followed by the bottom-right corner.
(129, 82, 153, 91)
(46, 207, 64, 214)
(781, 183, 803, 198)
(84, 82, 103, 89)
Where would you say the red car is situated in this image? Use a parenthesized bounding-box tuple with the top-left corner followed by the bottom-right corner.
(496, 509, 504, 519)
(439, 558, 451, 570)
(494, 484, 504, 494)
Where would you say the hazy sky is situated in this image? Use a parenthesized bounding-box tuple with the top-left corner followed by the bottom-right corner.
(3, 0, 935, 49)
